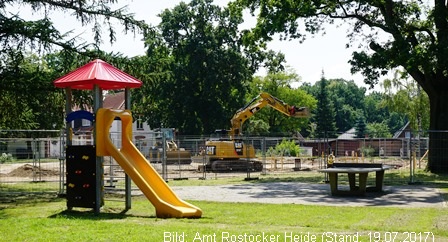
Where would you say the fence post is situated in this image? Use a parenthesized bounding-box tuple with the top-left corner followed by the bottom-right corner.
(162, 131, 167, 181)
(261, 137, 266, 175)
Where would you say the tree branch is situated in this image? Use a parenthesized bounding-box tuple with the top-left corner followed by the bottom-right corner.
(25, 0, 148, 33)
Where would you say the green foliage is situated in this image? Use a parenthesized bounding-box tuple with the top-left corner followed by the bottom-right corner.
(0, 53, 64, 130)
(303, 78, 368, 133)
(355, 115, 367, 138)
(233, 0, 441, 88)
(314, 76, 337, 138)
(244, 119, 270, 135)
(269, 139, 300, 157)
(244, 70, 316, 135)
(0, 153, 14, 163)
(381, 72, 430, 131)
(323, 79, 365, 132)
(359, 145, 375, 158)
(367, 122, 392, 138)
(275, 139, 300, 156)
(0, 1, 147, 131)
(134, 0, 257, 135)
(301, 78, 406, 137)
(0, 50, 133, 131)
(363, 92, 407, 132)
(0, 1, 147, 55)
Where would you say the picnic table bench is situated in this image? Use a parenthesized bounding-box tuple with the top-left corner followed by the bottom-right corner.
(319, 163, 392, 196)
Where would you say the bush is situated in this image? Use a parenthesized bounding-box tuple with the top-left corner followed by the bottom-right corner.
(0, 153, 14, 163)
(360, 146, 375, 157)
(273, 139, 301, 157)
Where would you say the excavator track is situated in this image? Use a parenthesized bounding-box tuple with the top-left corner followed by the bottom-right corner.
(199, 159, 263, 173)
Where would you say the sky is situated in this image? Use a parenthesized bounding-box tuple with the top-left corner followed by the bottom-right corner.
(16, 0, 375, 90)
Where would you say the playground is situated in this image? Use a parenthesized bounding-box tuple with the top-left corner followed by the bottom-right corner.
(1, 59, 448, 240)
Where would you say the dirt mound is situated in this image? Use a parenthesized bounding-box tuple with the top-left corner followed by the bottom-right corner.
(7, 164, 60, 177)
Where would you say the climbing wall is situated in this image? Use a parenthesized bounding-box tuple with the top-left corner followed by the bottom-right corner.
(66, 145, 99, 209)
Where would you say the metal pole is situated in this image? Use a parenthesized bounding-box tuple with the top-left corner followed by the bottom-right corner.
(61, 88, 72, 197)
(59, 131, 66, 195)
(162, 130, 168, 181)
(124, 87, 132, 210)
(261, 137, 266, 175)
(93, 84, 103, 214)
(246, 136, 251, 180)
(409, 140, 414, 184)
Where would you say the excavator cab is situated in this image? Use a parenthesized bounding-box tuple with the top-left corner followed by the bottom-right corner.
(210, 129, 231, 140)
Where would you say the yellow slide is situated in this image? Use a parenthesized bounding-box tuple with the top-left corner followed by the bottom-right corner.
(96, 108, 202, 218)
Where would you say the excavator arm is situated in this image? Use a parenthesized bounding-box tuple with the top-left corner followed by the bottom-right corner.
(230, 92, 309, 137)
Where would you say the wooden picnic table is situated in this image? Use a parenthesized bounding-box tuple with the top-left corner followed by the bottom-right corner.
(319, 163, 392, 196)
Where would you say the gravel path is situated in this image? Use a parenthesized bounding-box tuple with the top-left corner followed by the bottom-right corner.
(172, 182, 446, 208)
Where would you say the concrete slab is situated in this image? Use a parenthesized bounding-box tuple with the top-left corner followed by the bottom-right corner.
(173, 182, 446, 208)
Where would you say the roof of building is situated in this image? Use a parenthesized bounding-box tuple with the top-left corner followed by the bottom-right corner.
(393, 121, 411, 138)
(337, 127, 357, 140)
(103, 92, 125, 109)
(336, 121, 411, 140)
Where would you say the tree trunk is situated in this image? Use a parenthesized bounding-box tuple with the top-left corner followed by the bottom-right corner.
(427, 90, 448, 173)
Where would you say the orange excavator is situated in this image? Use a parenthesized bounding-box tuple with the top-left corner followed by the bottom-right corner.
(201, 92, 309, 172)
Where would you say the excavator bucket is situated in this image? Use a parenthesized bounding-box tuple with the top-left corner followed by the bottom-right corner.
(290, 106, 310, 118)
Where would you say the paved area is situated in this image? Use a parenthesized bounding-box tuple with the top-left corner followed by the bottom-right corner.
(172, 182, 447, 208)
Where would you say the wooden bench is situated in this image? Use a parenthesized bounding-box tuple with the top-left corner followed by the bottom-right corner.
(319, 163, 391, 196)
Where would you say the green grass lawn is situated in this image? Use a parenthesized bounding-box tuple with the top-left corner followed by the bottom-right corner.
(1, 193, 447, 242)
(1, 169, 447, 241)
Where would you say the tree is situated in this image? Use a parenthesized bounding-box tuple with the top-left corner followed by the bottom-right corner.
(0, 52, 69, 131)
(0, 1, 147, 130)
(233, 0, 448, 173)
(354, 115, 367, 138)
(327, 79, 366, 132)
(0, 48, 146, 131)
(363, 91, 407, 132)
(135, 0, 259, 135)
(382, 72, 430, 132)
(301, 78, 406, 135)
(302, 78, 367, 132)
(244, 119, 270, 135)
(314, 76, 337, 138)
(245, 70, 316, 135)
(367, 122, 392, 138)
(0, 1, 147, 55)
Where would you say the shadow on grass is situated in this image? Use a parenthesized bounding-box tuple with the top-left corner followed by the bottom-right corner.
(249, 171, 325, 184)
(383, 170, 448, 188)
(0, 192, 62, 206)
(0, 192, 63, 219)
(48, 209, 156, 220)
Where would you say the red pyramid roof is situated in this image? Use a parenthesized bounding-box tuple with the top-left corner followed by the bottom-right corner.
(53, 59, 142, 90)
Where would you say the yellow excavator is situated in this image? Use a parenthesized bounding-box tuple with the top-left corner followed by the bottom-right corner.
(201, 92, 309, 172)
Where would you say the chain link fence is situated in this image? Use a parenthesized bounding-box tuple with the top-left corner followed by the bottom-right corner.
(1, 129, 442, 197)
(0, 130, 64, 194)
